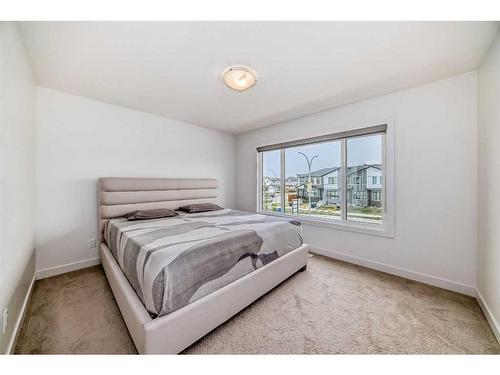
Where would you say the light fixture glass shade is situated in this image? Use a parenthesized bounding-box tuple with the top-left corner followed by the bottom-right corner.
(223, 66, 257, 91)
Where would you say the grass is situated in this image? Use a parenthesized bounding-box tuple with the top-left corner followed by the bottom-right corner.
(347, 206, 382, 215)
(264, 196, 382, 221)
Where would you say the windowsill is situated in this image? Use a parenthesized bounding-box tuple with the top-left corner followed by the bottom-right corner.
(257, 210, 395, 238)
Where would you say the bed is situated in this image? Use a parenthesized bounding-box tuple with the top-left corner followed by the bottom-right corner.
(98, 177, 309, 354)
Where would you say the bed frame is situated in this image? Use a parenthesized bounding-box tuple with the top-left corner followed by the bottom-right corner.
(97, 177, 309, 354)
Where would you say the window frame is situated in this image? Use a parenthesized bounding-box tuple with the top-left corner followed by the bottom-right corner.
(256, 120, 395, 238)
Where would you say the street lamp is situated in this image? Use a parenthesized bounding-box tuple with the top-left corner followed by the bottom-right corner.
(298, 152, 318, 215)
(266, 169, 277, 180)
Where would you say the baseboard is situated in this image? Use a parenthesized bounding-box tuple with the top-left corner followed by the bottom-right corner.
(311, 247, 476, 297)
(6, 272, 36, 354)
(476, 290, 500, 344)
(36, 257, 101, 280)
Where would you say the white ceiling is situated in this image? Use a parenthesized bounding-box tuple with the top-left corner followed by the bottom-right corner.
(19, 22, 498, 134)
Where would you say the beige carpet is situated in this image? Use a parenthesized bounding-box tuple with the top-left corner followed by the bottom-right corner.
(15, 254, 499, 354)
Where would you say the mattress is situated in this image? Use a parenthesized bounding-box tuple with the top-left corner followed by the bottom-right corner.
(103, 208, 303, 318)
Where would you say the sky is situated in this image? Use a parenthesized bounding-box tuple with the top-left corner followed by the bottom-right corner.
(263, 134, 382, 178)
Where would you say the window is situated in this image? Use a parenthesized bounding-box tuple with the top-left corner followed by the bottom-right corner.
(326, 190, 339, 199)
(283, 140, 341, 219)
(347, 134, 383, 223)
(257, 123, 394, 236)
(261, 149, 281, 213)
(328, 177, 337, 185)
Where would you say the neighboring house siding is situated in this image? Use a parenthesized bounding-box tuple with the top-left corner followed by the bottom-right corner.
(366, 167, 382, 189)
(295, 165, 381, 207)
(323, 170, 340, 203)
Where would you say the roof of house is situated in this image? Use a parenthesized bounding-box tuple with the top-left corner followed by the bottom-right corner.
(296, 167, 340, 177)
(295, 164, 381, 181)
(347, 164, 381, 176)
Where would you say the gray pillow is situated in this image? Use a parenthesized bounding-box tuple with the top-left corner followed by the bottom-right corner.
(178, 203, 223, 213)
(124, 208, 179, 221)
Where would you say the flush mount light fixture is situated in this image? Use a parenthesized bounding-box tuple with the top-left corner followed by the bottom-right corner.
(223, 66, 257, 92)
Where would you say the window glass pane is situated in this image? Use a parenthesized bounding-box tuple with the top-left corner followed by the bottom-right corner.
(261, 150, 281, 213)
(346, 134, 383, 223)
(284, 141, 341, 220)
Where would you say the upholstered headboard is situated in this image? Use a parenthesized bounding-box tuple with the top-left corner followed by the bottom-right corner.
(97, 177, 219, 244)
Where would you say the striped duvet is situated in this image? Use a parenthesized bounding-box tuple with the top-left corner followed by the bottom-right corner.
(104, 209, 303, 318)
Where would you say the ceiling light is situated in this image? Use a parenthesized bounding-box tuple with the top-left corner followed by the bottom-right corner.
(223, 66, 257, 92)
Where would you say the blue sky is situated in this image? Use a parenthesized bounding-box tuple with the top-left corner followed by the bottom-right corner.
(263, 134, 382, 178)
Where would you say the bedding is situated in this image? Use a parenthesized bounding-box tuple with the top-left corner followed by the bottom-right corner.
(103, 208, 303, 318)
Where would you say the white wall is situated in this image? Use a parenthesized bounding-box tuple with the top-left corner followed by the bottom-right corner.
(0, 23, 36, 353)
(35, 88, 236, 275)
(477, 32, 500, 341)
(236, 72, 478, 295)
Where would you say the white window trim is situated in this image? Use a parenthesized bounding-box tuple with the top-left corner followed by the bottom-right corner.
(256, 119, 395, 239)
